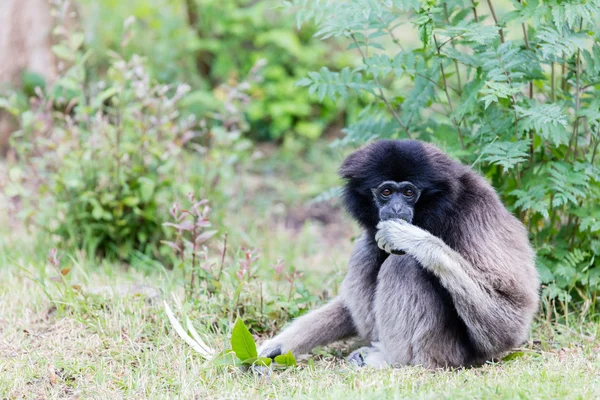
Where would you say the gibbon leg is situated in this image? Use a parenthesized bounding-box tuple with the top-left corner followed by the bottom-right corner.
(373, 255, 471, 368)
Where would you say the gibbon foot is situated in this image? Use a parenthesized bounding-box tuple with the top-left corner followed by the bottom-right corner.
(347, 345, 389, 368)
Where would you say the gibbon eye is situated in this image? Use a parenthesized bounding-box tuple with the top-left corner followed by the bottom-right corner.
(381, 188, 392, 197)
(403, 188, 414, 197)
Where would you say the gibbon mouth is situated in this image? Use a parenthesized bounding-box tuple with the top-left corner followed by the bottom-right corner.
(381, 214, 413, 224)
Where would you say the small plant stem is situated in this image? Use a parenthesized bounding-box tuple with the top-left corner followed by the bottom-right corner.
(379, 15, 405, 51)
(287, 278, 295, 302)
(260, 281, 264, 317)
(591, 134, 599, 164)
(501, 66, 519, 140)
(177, 226, 185, 265)
(580, 81, 600, 91)
(434, 35, 465, 149)
(522, 16, 534, 171)
(565, 19, 584, 162)
(115, 107, 122, 197)
(486, 0, 505, 43)
(514, 164, 522, 188)
(561, 52, 567, 92)
(551, 62, 555, 101)
(444, 4, 462, 94)
(190, 224, 197, 296)
(350, 33, 412, 139)
(471, 0, 479, 22)
(569, 216, 580, 251)
(217, 233, 228, 282)
(517, 0, 533, 99)
(548, 197, 559, 241)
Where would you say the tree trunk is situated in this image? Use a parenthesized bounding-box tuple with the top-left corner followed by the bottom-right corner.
(0, 0, 57, 155)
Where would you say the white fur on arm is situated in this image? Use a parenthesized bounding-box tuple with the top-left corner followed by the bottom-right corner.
(375, 219, 492, 305)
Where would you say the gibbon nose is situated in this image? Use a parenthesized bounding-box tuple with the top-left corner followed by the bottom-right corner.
(391, 206, 412, 222)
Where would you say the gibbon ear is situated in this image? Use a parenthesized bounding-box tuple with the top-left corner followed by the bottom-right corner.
(339, 146, 371, 180)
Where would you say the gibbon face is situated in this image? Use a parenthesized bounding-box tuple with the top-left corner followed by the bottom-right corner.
(339, 139, 459, 234)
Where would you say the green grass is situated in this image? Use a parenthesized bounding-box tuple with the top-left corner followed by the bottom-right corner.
(1, 146, 600, 399)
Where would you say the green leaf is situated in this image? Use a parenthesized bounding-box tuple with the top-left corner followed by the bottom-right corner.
(515, 104, 569, 147)
(436, 21, 499, 45)
(241, 356, 272, 366)
(274, 351, 297, 367)
(549, 162, 590, 207)
(536, 26, 588, 60)
(211, 349, 241, 367)
(231, 318, 257, 362)
(502, 351, 525, 361)
(22, 72, 47, 96)
(481, 140, 530, 171)
(511, 185, 550, 219)
(296, 67, 375, 102)
(52, 44, 75, 61)
(138, 177, 156, 202)
(122, 196, 140, 207)
(69, 32, 85, 51)
(454, 78, 484, 120)
(92, 87, 120, 109)
(92, 206, 104, 220)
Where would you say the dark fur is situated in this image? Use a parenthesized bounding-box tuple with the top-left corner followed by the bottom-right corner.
(340, 140, 459, 237)
(259, 139, 540, 368)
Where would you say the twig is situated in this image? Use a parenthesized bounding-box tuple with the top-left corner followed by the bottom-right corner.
(471, 0, 479, 22)
(190, 225, 197, 296)
(551, 62, 555, 101)
(443, 4, 462, 93)
(434, 35, 464, 149)
(580, 81, 600, 92)
(379, 15, 405, 51)
(561, 52, 567, 92)
(437, 35, 460, 50)
(565, 19, 584, 162)
(486, 0, 505, 43)
(591, 133, 599, 164)
(471, 135, 499, 168)
(217, 232, 228, 281)
(518, 0, 532, 99)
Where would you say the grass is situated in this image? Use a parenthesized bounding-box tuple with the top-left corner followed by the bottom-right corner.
(1, 145, 600, 399)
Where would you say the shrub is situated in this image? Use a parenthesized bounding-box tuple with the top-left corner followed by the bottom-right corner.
(1, 11, 253, 262)
(289, 0, 600, 314)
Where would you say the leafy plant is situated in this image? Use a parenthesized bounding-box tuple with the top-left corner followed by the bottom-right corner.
(218, 318, 296, 368)
(288, 0, 600, 316)
(1, 4, 253, 263)
(169, 0, 360, 143)
(162, 195, 320, 335)
(165, 307, 297, 370)
(71, 0, 362, 144)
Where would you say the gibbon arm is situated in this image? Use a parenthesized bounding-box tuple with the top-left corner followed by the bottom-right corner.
(376, 219, 533, 356)
(258, 297, 356, 358)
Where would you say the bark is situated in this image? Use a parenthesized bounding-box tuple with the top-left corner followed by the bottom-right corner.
(0, 0, 57, 155)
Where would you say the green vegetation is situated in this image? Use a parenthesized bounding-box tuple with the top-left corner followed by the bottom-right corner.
(1, 0, 599, 398)
(1, 160, 599, 397)
(292, 0, 600, 310)
(79, 0, 358, 144)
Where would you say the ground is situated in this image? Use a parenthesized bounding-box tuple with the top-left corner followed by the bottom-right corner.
(1, 146, 599, 399)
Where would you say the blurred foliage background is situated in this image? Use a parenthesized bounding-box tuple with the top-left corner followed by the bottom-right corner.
(79, 0, 361, 144)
